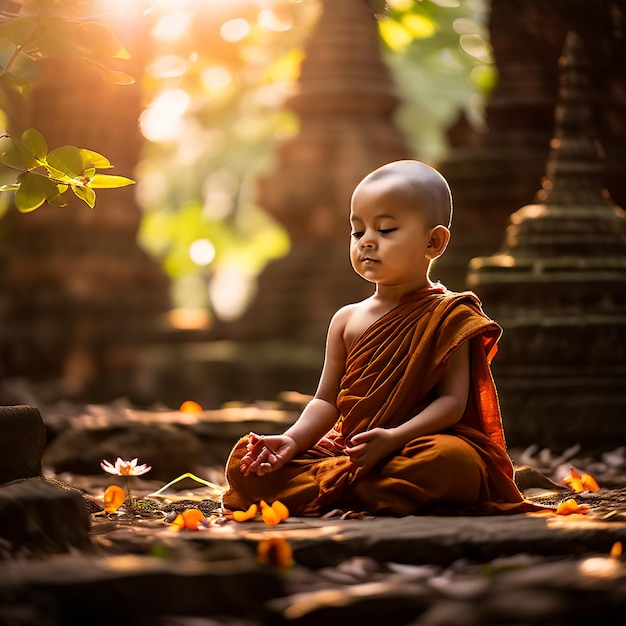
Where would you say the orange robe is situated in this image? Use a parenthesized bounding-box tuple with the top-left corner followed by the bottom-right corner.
(223, 286, 536, 516)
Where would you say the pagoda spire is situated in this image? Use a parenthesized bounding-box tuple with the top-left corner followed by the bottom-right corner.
(467, 32, 626, 449)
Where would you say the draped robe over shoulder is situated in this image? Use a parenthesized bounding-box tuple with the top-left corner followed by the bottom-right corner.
(223, 286, 535, 516)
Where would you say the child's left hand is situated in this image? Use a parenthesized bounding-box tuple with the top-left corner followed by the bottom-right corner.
(345, 428, 397, 473)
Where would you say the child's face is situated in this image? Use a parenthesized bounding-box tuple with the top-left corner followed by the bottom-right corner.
(349, 183, 437, 290)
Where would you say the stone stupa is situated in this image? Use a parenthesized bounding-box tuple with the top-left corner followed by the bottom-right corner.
(467, 32, 626, 449)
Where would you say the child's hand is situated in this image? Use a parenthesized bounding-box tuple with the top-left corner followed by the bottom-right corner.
(240, 432, 298, 477)
(345, 428, 397, 473)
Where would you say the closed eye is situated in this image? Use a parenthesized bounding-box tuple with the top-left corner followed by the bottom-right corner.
(379, 228, 397, 235)
(350, 231, 364, 239)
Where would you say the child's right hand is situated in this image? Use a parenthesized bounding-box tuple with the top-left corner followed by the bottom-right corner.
(240, 432, 298, 477)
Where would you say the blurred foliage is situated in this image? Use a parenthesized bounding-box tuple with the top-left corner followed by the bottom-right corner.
(379, 0, 493, 159)
(0, 0, 136, 213)
(0, 0, 493, 318)
(137, 0, 492, 319)
(137, 0, 316, 319)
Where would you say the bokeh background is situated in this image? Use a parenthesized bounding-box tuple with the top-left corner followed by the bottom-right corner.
(0, 0, 624, 449)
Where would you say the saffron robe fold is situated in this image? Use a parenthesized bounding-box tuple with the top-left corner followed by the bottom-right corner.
(223, 286, 535, 516)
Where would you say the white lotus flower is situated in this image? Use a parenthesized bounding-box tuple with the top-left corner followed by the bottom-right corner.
(101, 457, 152, 477)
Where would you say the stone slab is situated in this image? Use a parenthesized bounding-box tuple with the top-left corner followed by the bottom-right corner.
(0, 551, 283, 625)
(183, 512, 626, 568)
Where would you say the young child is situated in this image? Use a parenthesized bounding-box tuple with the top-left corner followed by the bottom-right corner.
(223, 160, 534, 517)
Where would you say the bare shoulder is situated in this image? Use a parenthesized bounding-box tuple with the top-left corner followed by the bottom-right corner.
(330, 302, 361, 328)
(336, 297, 388, 350)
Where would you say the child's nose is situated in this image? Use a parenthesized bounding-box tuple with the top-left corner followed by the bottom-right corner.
(359, 231, 376, 248)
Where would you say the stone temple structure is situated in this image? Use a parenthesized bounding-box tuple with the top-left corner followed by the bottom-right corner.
(467, 32, 626, 449)
(196, 0, 414, 403)
(438, 0, 626, 291)
(227, 0, 412, 348)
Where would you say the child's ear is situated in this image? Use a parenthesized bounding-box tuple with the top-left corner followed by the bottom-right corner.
(426, 225, 450, 259)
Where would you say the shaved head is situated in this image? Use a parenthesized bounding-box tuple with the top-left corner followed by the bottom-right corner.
(352, 160, 453, 229)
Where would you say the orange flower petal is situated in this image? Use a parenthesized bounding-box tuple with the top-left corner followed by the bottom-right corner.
(233, 503, 258, 522)
(180, 400, 203, 413)
(563, 475, 584, 493)
(271, 500, 290, 522)
(570, 466, 582, 479)
(556, 498, 589, 515)
(262, 505, 280, 526)
(103, 484, 125, 513)
(257, 537, 294, 570)
(182, 508, 205, 531)
(581, 473, 600, 492)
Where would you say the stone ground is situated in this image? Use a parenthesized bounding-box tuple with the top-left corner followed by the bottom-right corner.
(2, 400, 626, 625)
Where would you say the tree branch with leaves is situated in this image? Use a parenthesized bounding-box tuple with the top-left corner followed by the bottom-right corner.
(0, 0, 136, 211)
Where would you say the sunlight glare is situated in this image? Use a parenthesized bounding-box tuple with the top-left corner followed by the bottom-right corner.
(209, 266, 251, 320)
(240, 44, 273, 66)
(221, 18, 251, 42)
(386, 0, 414, 9)
(167, 308, 211, 330)
(453, 17, 483, 35)
(148, 54, 190, 79)
(460, 34, 491, 63)
(152, 12, 191, 41)
(202, 66, 233, 92)
(203, 169, 238, 220)
(189, 239, 217, 267)
(258, 9, 293, 32)
(140, 89, 191, 142)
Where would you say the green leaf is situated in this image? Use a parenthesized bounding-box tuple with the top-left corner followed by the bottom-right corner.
(0, 136, 39, 169)
(378, 18, 413, 52)
(14, 171, 62, 212)
(402, 14, 437, 39)
(28, 0, 88, 17)
(33, 20, 79, 59)
(80, 149, 111, 169)
(87, 173, 135, 189)
(71, 184, 96, 208)
(0, 17, 39, 46)
(21, 128, 48, 161)
(74, 22, 131, 60)
(47, 145, 84, 178)
(47, 192, 69, 207)
(100, 69, 135, 86)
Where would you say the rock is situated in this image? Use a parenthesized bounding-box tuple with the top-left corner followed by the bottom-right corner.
(43, 423, 204, 481)
(514, 465, 568, 492)
(0, 405, 46, 483)
(0, 553, 284, 625)
(0, 478, 91, 557)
